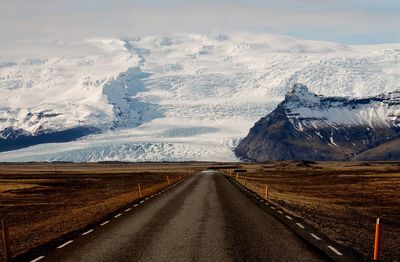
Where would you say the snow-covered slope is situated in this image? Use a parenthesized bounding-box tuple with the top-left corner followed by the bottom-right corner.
(284, 84, 400, 130)
(0, 33, 400, 162)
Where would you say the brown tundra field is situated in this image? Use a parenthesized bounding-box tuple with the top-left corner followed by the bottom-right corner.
(0, 162, 205, 261)
(0, 161, 399, 261)
(225, 161, 400, 262)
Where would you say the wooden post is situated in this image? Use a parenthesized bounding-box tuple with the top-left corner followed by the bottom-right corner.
(167, 175, 170, 185)
(2, 219, 10, 262)
(137, 183, 142, 198)
(236, 173, 239, 180)
(244, 178, 247, 187)
(265, 185, 269, 199)
(373, 217, 382, 261)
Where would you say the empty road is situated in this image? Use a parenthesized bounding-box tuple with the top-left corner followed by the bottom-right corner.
(37, 171, 327, 262)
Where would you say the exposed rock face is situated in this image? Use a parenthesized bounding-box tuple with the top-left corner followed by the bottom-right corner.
(236, 84, 400, 161)
(0, 126, 100, 153)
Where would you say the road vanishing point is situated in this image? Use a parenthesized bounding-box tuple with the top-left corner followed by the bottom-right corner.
(36, 171, 332, 262)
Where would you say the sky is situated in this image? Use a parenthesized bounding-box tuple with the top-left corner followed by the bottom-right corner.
(1, 0, 400, 57)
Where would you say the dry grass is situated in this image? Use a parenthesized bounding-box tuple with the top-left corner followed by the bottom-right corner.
(226, 161, 400, 262)
(0, 162, 208, 261)
(1, 161, 399, 261)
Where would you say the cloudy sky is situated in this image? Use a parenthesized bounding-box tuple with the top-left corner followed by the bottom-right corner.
(1, 0, 399, 56)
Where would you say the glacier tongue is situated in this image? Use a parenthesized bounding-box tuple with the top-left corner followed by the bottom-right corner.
(1, 33, 400, 162)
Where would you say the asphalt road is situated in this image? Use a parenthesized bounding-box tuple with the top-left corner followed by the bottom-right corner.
(37, 171, 328, 262)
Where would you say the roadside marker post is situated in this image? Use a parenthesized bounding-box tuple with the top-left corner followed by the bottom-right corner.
(244, 178, 247, 187)
(373, 217, 382, 261)
(137, 183, 142, 198)
(167, 176, 170, 185)
(236, 173, 239, 180)
(2, 219, 11, 262)
(265, 185, 269, 199)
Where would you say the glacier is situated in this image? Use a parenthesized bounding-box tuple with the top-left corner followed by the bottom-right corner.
(0, 33, 400, 162)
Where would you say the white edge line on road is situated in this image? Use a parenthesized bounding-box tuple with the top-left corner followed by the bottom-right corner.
(100, 221, 110, 226)
(81, 229, 94, 236)
(133, 204, 139, 207)
(140, 200, 144, 204)
(310, 233, 321, 240)
(125, 208, 131, 212)
(296, 223, 305, 229)
(31, 256, 45, 262)
(286, 215, 293, 220)
(57, 240, 73, 249)
(114, 213, 122, 218)
(145, 197, 149, 200)
(328, 245, 343, 256)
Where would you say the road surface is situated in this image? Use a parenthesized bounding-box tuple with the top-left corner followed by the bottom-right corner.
(37, 171, 328, 262)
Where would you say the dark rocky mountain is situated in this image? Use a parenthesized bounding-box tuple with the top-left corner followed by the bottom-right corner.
(0, 126, 100, 153)
(236, 84, 400, 161)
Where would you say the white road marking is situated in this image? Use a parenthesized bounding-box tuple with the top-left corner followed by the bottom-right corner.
(145, 197, 150, 200)
(278, 211, 283, 214)
(31, 256, 45, 262)
(125, 208, 131, 212)
(286, 215, 293, 220)
(310, 233, 321, 240)
(328, 246, 343, 256)
(296, 223, 305, 229)
(133, 204, 139, 207)
(114, 213, 122, 218)
(57, 240, 73, 249)
(140, 200, 144, 204)
(271, 207, 276, 210)
(100, 221, 110, 226)
(81, 229, 94, 236)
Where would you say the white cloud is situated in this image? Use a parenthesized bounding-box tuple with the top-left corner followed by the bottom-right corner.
(0, 0, 399, 57)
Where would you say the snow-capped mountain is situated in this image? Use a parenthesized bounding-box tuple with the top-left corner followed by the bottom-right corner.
(236, 84, 400, 161)
(0, 33, 400, 162)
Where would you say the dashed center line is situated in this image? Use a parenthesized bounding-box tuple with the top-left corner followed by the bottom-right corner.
(310, 233, 321, 240)
(31, 256, 45, 262)
(140, 200, 144, 204)
(125, 208, 131, 212)
(285, 215, 293, 220)
(278, 211, 283, 214)
(328, 245, 343, 256)
(271, 207, 276, 210)
(133, 204, 139, 207)
(100, 221, 110, 226)
(145, 197, 150, 200)
(114, 213, 122, 218)
(296, 223, 305, 229)
(81, 229, 94, 236)
(57, 240, 73, 249)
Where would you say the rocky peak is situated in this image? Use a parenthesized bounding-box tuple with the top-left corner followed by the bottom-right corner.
(284, 83, 321, 107)
(235, 85, 400, 161)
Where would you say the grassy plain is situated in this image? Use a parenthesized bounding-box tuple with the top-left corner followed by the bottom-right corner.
(227, 161, 400, 261)
(0, 161, 399, 261)
(0, 162, 205, 261)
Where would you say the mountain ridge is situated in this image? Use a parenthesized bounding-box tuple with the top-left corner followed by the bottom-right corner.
(1, 33, 400, 161)
(236, 84, 400, 161)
